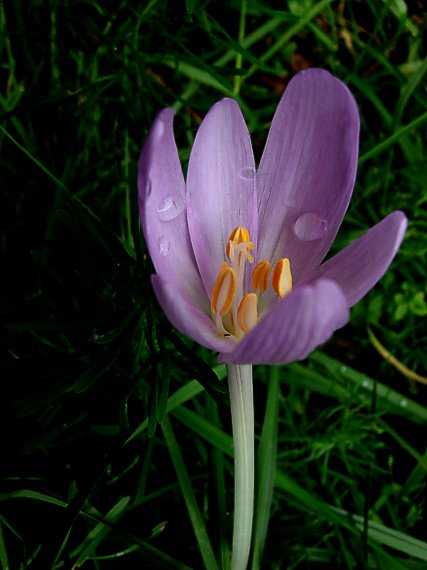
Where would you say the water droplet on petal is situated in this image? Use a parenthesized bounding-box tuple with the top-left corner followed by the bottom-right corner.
(157, 195, 184, 222)
(294, 212, 328, 241)
(158, 236, 170, 256)
(146, 179, 153, 196)
(239, 166, 256, 180)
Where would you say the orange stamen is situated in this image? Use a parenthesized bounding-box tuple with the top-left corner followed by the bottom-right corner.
(237, 293, 258, 333)
(272, 258, 292, 298)
(211, 262, 236, 316)
(252, 260, 270, 292)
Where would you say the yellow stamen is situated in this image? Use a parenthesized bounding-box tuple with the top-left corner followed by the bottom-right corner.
(211, 262, 236, 316)
(211, 225, 293, 340)
(226, 226, 254, 261)
(252, 260, 270, 292)
(272, 258, 292, 298)
(237, 293, 258, 333)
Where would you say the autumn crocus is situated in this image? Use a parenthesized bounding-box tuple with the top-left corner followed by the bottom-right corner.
(138, 69, 407, 570)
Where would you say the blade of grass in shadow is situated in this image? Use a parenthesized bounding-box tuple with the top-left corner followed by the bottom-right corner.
(0, 124, 68, 192)
(298, 352, 427, 424)
(125, 365, 227, 444)
(206, 396, 231, 570)
(371, 545, 415, 570)
(172, 406, 355, 532)
(173, 404, 427, 561)
(252, 366, 280, 570)
(347, 74, 393, 126)
(161, 415, 219, 570)
(71, 497, 131, 566)
(0, 522, 10, 570)
(244, 0, 335, 80)
(174, 18, 283, 111)
(331, 507, 427, 561)
(358, 109, 427, 165)
(0, 490, 67, 507)
(379, 419, 427, 473)
(368, 327, 427, 385)
(125, 380, 205, 443)
(78, 526, 195, 570)
(394, 56, 427, 127)
(233, 0, 247, 96)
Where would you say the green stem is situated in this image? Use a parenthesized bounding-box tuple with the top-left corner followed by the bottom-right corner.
(227, 363, 254, 570)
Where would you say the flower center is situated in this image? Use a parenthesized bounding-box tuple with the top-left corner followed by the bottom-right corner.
(211, 226, 293, 340)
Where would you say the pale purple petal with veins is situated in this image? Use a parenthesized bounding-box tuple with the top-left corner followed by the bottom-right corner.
(257, 69, 360, 282)
(138, 109, 208, 312)
(187, 99, 257, 296)
(219, 280, 349, 364)
(152, 275, 235, 354)
(303, 211, 407, 307)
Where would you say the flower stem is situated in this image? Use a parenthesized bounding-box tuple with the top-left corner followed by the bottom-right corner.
(227, 363, 254, 570)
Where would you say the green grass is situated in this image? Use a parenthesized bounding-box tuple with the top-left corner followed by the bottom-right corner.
(1, 0, 427, 568)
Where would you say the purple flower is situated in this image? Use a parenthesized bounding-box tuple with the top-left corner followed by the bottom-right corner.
(138, 68, 407, 365)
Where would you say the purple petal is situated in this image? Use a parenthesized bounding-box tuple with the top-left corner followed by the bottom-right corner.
(152, 275, 234, 354)
(304, 211, 407, 307)
(219, 279, 349, 364)
(186, 99, 257, 297)
(138, 109, 208, 311)
(256, 68, 360, 281)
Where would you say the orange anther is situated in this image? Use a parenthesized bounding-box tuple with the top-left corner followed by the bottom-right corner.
(252, 260, 270, 292)
(237, 293, 258, 333)
(211, 262, 236, 316)
(272, 258, 292, 298)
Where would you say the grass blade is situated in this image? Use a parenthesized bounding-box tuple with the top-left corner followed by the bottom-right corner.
(161, 415, 219, 570)
(252, 366, 280, 569)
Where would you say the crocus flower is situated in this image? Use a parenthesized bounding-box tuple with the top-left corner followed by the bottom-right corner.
(138, 69, 407, 364)
(138, 68, 407, 570)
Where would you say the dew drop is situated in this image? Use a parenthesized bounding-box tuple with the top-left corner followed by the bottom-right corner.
(400, 399, 408, 408)
(294, 212, 328, 241)
(239, 166, 256, 180)
(157, 195, 184, 222)
(158, 236, 170, 256)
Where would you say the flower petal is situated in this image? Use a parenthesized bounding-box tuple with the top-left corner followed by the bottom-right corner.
(304, 211, 407, 307)
(152, 275, 234, 354)
(219, 279, 349, 364)
(256, 68, 360, 281)
(138, 109, 207, 311)
(186, 99, 257, 297)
